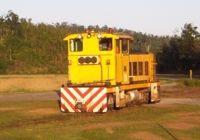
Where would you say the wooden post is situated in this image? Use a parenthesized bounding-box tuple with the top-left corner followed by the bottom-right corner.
(189, 69, 193, 80)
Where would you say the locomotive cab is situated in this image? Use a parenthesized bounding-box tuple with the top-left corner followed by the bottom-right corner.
(64, 31, 119, 86)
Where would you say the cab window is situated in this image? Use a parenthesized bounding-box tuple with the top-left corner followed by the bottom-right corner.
(122, 39, 128, 54)
(99, 38, 112, 51)
(129, 40, 134, 53)
(70, 39, 83, 52)
(116, 39, 120, 53)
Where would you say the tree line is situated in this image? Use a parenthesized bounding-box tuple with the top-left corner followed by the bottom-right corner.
(157, 24, 200, 73)
(0, 11, 200, 74)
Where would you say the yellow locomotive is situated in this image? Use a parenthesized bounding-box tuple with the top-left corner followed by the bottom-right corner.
(60, 30, 160, 113)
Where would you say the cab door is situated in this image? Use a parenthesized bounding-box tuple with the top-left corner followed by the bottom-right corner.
(121, 39, 129, 84)
(115, 39, 130, 84)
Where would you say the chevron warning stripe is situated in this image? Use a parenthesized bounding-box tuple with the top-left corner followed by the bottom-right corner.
(60, 87, 107, 112)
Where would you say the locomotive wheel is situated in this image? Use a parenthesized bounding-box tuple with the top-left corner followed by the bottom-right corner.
(107, 94, 115, 110)
(148, 92, 151, 103)
(143, 91, 151, 104)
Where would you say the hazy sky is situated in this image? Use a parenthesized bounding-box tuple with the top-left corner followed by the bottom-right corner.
(0, 0, 200, 36)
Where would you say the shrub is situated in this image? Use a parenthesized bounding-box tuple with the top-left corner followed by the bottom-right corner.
(0, 60, 7, 74)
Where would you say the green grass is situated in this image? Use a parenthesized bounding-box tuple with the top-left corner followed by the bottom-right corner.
(170, 127, 200, 140)
(157, 75, 178, 85)
(158, 74, 200, 87)
(0, 101, 200, 140)
(179, 79, 200, 87)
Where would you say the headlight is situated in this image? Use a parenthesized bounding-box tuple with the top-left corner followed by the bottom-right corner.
(97, 33, 102, 39)
(77, 34, 82, 39)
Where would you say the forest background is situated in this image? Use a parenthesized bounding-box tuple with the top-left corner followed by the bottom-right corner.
(0, 11, 200, 74)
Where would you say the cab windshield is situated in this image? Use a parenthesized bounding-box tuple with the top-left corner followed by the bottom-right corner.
(99, 38, 112, 51)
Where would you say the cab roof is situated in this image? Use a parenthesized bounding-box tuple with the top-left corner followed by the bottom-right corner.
(63, 32, 133, 41)
(114, 33, 133, 40)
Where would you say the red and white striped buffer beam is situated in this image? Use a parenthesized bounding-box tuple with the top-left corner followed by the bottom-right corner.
(60, 87, 107, 113)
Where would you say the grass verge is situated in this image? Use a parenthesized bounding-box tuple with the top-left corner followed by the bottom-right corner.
(179, 79, 200, 87)
(0, 74, 67, 94)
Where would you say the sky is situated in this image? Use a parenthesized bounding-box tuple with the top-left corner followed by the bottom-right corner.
(0, 0, 200, 36)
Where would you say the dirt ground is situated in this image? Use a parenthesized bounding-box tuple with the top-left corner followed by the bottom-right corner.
(161, 85, 200, 98)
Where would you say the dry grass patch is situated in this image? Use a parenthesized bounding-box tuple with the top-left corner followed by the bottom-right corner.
(175, 112, 200, 126)
(83, 121, 152, 135)
(28, 108, 59, 115)
(0, 75, 67, 93)
(84, 122, 127, 131)
(177, 112, 200, 124)
(162, 111, 200, 130)
(129, 131, 164, 140)
(152, 104, 177, 109)
(0, 107, 20, 111)
(163, 122, 198, 130)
